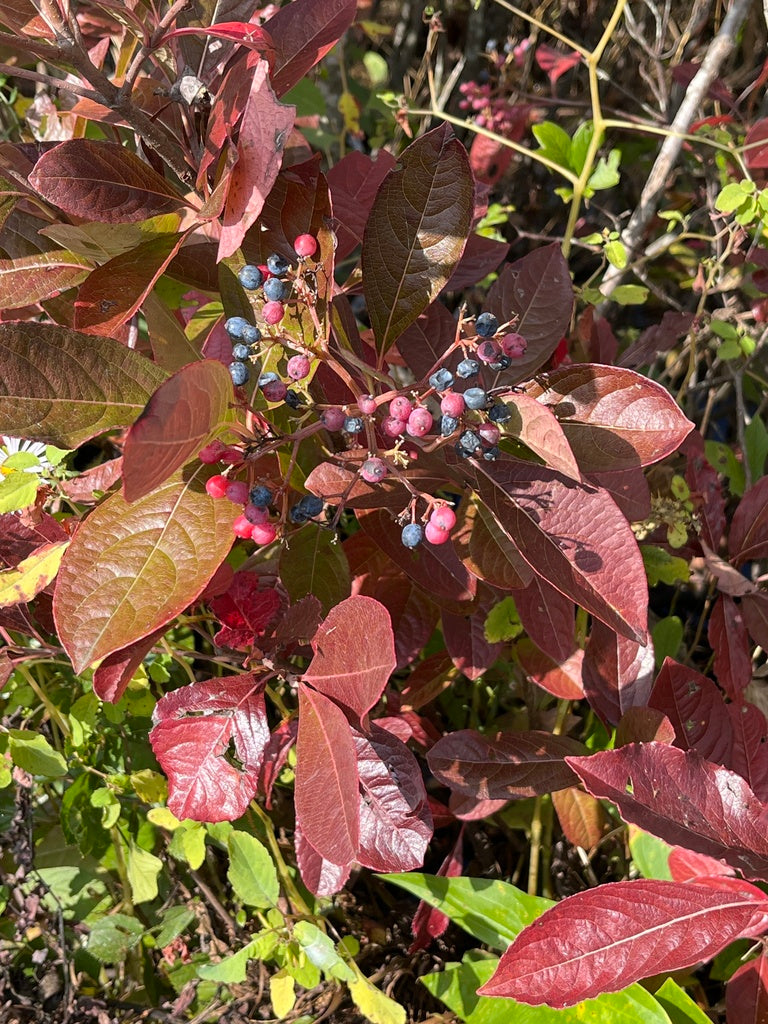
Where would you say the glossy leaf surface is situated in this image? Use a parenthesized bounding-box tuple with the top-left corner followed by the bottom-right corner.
(582, 620, 655, 726)
(727, 953, 768, 1024)
(0, 250, 91, 307)
(267, 0, 357, 97)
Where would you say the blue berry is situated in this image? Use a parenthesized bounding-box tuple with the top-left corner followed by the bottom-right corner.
(232, 343, 250, 360)
(429, 368, 454, 391)
(263, 277, 288, 301)
(401, 523, 423, 548)
(488, 402, 511, 423)
(457, 430, 482, 453)
(229, 361, 249, 386)
(266, 253, 291, 275)
(249, 484, 273, 507)
(483, 446, 500, 461)
(489, 355, 511, 371)
(258, 372, 279, 388)
(456, 358, 479, 379)
(242, 325, 261, 345)
(297, 494, 324, 517)
(289, 505, 309, 524)
(285, 390, 303, 409)
(238, 264, 264, 290)
(475, 312, 499, 337)
(463, 387, 488, 410)
(343, 416, 364, 433)
(225, 316, 249, 339)
(440, 415, 459, 437)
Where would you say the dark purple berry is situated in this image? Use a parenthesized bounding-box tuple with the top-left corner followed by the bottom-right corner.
(456, 358, 480, 379)
(249, 484, 273, 507)
(475, 312, 499, 337)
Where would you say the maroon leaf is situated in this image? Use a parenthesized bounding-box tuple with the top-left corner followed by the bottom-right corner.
(399, 652, 455, 710)
(504, 393, 581, 480)
(727, 953, 768, 1024)
(0, 250, 91, 308)
(618, 311, 695, 369)
(149, 674, 269, 822)
(428, 729, 585, 801)
(354, 722, 432, 872)
(743, 592, 768, 649)
(709, 594, 753, 700)
(472, 459, 648, 643)
(93, 626, 167, 703)
(303, 595, 395, 720)
(615, 707, 675, 746)
(209, 572, 281, 650)
(409, 828, 464, 952)
(326, 150, 397, 261)
(512, 575, 575, 663)
(457, 500, 533, 591)
(516, 641, 585, 700)
(525, 365, 694, 472)
(551, 786, 610, 850)
(259, 719, 298, 810)
(568, 743, 768, 880)
(702, 540, 758, 598)
(441, 590, 504, 681)
(294, 820, 351, 897)
(582, 620, 655, 726)
(478, 877, 768, 1006)
(649, 656, 734, 764)
(29, 140, 186, 222)
(362, 123, 473, 353)
(745, 118, 768, 171)
(0, 321, 168, 448)
(684, 429, 725, 549)
(485, 243, 573, 383)
(296, 685, 359, 865)
(396, 301, 458, 381)
(122, 360, 233, 502)
(266, 0, 357, 97)
(218, 58, 295, 260)
(59, 457, 123, 504)
(730, 476, 768, 563)
(159, 22, 274, 61)
(586, 466, 651, 522)
(728, 702, 768, 802)
(442, 233, 510, 291)
(534, 44, 582, 85)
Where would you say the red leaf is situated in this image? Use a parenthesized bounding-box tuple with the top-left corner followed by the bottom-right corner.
(468, 133, 515, 186)
(149, 674, 269, 822)
(568, 743, 768, 880)
(356, 573, 438, 671)
(512, 575, 575, 663)
(649, 656, 734, 764)
(745, 120, 768, 170)
(441, 591, 504, 681)
(266, 0, 357, 97)
(428, 729, 585, 801)
(743, 592, 768, 649)
(582, 620, 655, 726)
(551, 786, 610, 850)
(29, 140, 186, 222)
(354, 722, 432, 872)
(516, 641, 585, 701)
(615, 707, 675, 746)
(399, 652, 455, 710)
(443, 233, 510, 291)
(218, 59, 295, 260)
(395, 301, 459, 381)
(534, 44, 582, 85)
(122, 360, 234, 502)
(295, 685, 359, 865)
(730, 476, 768, 563)
(672, 62, 734, 106)
(0, 250, 91, 309)
(526, 365, 694, 472)
(485, 243, 573, 383)
(209, 572, 281, 650)
(618, 311, 695, 369)
(259, 719, 297, 810)
(504, 392, 581, 480)
(159, 22, 274, 62)
(478, 877, 768, 1006)
(93, 626, 167, 703)
(409, 828, 463, 952)
(456, 501, 533, 591)
(727, 953, 768, 1024)
(684, 430, 725, 550)
(668, 846, 734, 882)
(586, 466, 651, 522)
(326, 150, 397, 261)
(709, 594, 753, 700)
(294, 820, 352, 897)
(303, 595, 395, 719)
(728, 701, 768, 802)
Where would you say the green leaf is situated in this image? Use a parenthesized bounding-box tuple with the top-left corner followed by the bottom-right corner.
(294, 921, 355, 982)
(279, 522, 351, 616)
(653, 978, 712, 1023)
(0, 471, 38, 513)
(130, 769, 167, 804)
(569, 121, 594, 174)
(709, 320, 739, 341)
(715, 181, 754, 212)
(605, 239, 627, 269)
(628, 826, 672, 880)
(641, 546, 690, 587)
(155, 905, 196, 949)
(127, 840, 163, 903)
(87, 913, 144, 963)
(705, 440, 745, 496)
(717, 338, 741, 360)
(197, 940, 259, 983)
(349, 972, 406, 1024)
(484, 596, 523, 642)
(532, 121, 572, 168)
(227, 830, 279, 909)
(745, 414, 768, 481)
(608, 284, 648, 305)
(9, 730, 67, 777)
(168, 821, 206, 869)
(382, 874, 551, 950)
(588, 148, 621, 191)
(652, 616, 683, 668)
(90, 787, 121, 829)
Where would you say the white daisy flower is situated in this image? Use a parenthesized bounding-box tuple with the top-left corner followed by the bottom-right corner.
(0, 436, 53, 474)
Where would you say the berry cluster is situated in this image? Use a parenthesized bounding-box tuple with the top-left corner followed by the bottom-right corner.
(458, 80, 522, 136)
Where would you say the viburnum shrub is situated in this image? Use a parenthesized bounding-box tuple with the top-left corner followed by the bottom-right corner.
(4, 0, 768, 1020)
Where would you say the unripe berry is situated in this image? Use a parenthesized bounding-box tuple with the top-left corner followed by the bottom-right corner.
(401, 523, 423, 548)
(198, 440, 228, 464)
(430, 505, 456, 531)
(321, 407, 346, 431)
(219, 446, 244, 465)
(262, 300, 285, 325)
(251, 522, 278, 545)
(406, 407, 433, 437)
(287, 354, 311, 380)
(233, 513, 255, 538)
(262, 379, 287, 403)
(358, 394, 377, 415)
(225, 480, 250, 505)
(389, 396, 413, 420)
(382, 415, 407, 438)
(475, 311, 499, 337)
(477, 339, 501, 363)
(463, 387, 488, 410)
(440, 391, 465, 417)
(244, 503, 270, 525)
(478, 422, 501, 445)
(360, 457, 388, 483)
(206, 474, 229, 499)
(425, 520, 451, 545)
(294, 233, 318, 258)
(501, 332, 527, 357)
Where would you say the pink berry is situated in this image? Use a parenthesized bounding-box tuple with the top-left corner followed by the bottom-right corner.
(360, 457, 388, 483)
(206, 474, 229, 499)
(258, 264, 271, 281)
(233, 513, 255, 538)
(294, 233, 318, 258)
(381, 415, 407, 438)
(251, 522, 277, 545)
(262, 300, 285, 325)
(440, 392, 465, 417)
(425, 520, 451, 545)
(321, 407, 346, 431)
(225, 480, 250, 505)
(243, 503, 270, 525)
(477, 339, 501, 363)
(389, 396, 413, 420)
(219, 446, 244, 465)
(198, 440, 227, 464)
(358, 394, 377, 416)
(287, 354, 310, 381)
(478, 422, 501, 446)
(430, 505, 456, 531)
(262, 379, 287, 402)
(406, 407, 433, 437)
(501, 332, 527, 357)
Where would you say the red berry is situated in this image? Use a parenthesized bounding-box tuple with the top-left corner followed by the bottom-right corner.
(251, 522, 277, 545)
(360, 457, 388, 483)
(262, 300, 284, 324)
(287, 354, 310, 380)
(501, 332, 527, 357)
(477, 339, 501, 363)
(321, 407, 346, 431)
(198, 440, 227, 464)
(219, 446, 244, 465)
(258, 264, 271, 281)
(381, 415, 407, 438)
(406, 407, 433, 437)
(430, 505, 456, 531)
(440, 392, 466, 417)
(294, 233, 318, 258)
(233, 513, 255, 538)
(206, 474, 229, 499)
(389, 396, 413, 420)
(243, 503, 270, 525)
(359, 394, 377, 415)
(478, 422, 501, 446)
(425, 520, 451, 545)
(225, 480, 250, 505)
(262, 379, 287, 402)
